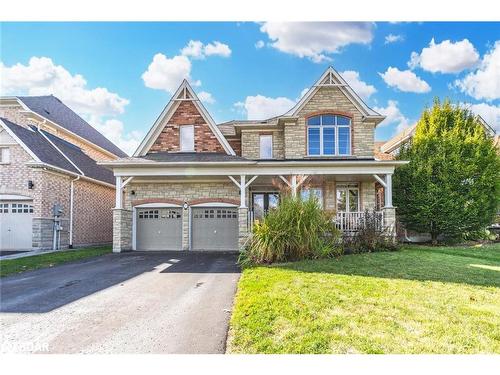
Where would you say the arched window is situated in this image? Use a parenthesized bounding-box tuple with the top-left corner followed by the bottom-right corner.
(307, 114, 351, 156)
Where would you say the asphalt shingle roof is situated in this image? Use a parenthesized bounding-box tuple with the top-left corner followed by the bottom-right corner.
(18, 95, 127, 158)
(1, 118, 115, 185)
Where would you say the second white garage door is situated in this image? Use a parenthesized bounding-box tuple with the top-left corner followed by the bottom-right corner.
(136, 208, 182, 250)
(191, 207, 238, 251)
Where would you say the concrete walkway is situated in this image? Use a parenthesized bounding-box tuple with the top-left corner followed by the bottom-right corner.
(0, 251, 240, 354)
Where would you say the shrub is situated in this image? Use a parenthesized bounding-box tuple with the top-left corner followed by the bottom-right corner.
(242, 195, 342, 264)
(343, 209, 399, 253)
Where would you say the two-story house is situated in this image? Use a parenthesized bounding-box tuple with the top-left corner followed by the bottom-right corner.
(0, 95, 126, 251)
(102, 67, 407, 252)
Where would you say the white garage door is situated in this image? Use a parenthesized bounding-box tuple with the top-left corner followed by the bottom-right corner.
(0, 202, 33, 250)
(191, 207, 238, 251)
(136, 208, 183, 250)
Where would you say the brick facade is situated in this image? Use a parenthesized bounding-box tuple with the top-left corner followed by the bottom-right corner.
(150, 101, 225, 153)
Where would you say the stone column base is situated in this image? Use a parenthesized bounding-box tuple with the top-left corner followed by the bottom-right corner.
(382, 206, 396, 240)
(238, 207, 249, 250)
(113, 208, 132, 253)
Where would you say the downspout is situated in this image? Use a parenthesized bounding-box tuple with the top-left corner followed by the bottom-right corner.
(69, 175, 80, 248)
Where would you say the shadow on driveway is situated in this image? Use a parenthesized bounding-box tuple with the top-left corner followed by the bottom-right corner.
(0, 251, 239, 313)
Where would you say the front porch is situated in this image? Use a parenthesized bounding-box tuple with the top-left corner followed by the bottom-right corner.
(105, 158, 404, 252)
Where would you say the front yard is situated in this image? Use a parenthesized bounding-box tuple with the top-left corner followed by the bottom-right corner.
(0, 247, 112, 277)
(227, 244, 500, 354)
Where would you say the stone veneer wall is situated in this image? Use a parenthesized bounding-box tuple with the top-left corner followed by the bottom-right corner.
(122, 181, 241, 251)
(284, 86, 375, 159)
(241, 130, 285, 159)
(113, 209, 132, 252)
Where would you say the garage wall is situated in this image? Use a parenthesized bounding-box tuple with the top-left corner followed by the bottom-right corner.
(73, 179, 114, 246)
(123, 181, 240, 250)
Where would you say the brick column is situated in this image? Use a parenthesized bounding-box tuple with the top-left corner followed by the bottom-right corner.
(113, 208, 132, 253)
(238, 207, 249, 250)
(382, 206, 396, 239)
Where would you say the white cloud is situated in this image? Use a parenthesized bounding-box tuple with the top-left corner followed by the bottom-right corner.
(260, 22, 374, 63)
(181, 40, 231, 59)
(197, 91, 215, 104)
(255, 40, 265, 49)
(0, 56, 128, 117)
(235, 95, 296, 120)
(204, 41, 231, 57)
(464, 103, 500, 132)
(340, 70, 377, 100)
(408, 38, 479, 74)
(374, 100, 412, 133)
(141, 53, 198, 93)
(455, 41, 500, 101)
(379, 67, 431, 93)
(384, 34, 404, 44)
(89, 116, 143, 156)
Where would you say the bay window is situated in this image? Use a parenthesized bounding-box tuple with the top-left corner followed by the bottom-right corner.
(307, 114, 351, 156)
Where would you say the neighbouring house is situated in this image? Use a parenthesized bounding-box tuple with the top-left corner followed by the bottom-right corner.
(0, 95, 127, 251)
(101, 67, 407, 253)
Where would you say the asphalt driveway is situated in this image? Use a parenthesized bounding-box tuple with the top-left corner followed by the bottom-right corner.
(0, 251, 240, 354)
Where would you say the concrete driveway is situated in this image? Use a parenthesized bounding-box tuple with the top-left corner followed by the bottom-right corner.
(0, 251, 240, 354)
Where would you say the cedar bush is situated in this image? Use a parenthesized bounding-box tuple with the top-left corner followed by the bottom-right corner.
(241, 195, 342, 264)
(394, 99, 500, 244)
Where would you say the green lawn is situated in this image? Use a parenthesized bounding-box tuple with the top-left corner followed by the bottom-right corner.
(0, 246, 112, 277)
(227, 244, 500, 354)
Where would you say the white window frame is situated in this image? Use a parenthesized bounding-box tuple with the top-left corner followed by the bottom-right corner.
(0, 147, 10, 164)
(306, 115, 351, 156)
(259, 134, 273, 159)
(179, 125, 195, 152)
(300, 186, 324, 208)
(336, 183, 360, 213)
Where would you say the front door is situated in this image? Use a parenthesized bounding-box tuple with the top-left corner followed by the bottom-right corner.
(252, 192, 279, 222)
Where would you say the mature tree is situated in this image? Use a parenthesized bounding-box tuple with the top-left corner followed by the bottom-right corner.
(394, 99, 500, 244)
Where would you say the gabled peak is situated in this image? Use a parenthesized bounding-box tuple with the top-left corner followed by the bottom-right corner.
(173, 79, 197, 101)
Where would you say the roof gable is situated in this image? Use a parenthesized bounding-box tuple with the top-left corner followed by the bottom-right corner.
(285, 67, 384, 121)
(17, 95, 127, 158)
(134, 80, 235, 156)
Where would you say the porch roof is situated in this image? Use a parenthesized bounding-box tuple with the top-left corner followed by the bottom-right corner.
(99, 158, 408, 177)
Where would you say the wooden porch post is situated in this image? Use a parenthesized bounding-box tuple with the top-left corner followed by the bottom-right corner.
(385, 173, 393, 208)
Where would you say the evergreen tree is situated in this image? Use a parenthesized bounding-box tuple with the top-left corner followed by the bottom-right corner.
(394, 99, 500, 244)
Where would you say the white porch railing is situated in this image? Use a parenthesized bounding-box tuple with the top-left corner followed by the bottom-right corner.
(334, 211, 384, 233)
(247, 210, 384, 233)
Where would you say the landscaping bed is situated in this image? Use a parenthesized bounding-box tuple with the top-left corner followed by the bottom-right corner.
(227, 244, 500, 354)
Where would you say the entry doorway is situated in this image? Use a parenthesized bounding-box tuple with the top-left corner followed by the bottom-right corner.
(252, 192, 279, 222)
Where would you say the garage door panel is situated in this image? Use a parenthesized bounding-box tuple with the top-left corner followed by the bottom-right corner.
(136, 208, 182, 251)
(192, 207, 238, 251)
(0, 202, 33, 250)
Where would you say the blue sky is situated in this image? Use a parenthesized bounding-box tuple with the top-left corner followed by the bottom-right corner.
(1, 22, 499, 154)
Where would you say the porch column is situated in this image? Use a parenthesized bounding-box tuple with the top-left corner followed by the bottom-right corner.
(384, 173, 393, 208)
(115, 176, 123, 209)
(240, 175, 246, 208)
(291, 175, 297, 197)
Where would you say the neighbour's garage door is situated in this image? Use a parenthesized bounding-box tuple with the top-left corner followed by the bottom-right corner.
(192, 207, 238, 251)
(0, 202, 33, 250)
(136, 208, 182, 250)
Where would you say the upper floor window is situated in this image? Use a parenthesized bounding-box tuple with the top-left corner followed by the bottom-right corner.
(307, 115, 351, 156)
(259, 134, 273, 159)
(180, 125, 194, 152)
(0, 147, 10, 164)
